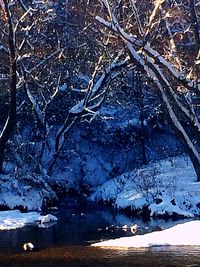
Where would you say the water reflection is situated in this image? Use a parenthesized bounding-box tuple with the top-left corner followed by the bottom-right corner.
(1, 246, 200, 267)
(0, 197, 193, 252)
(0, 197, 132, 252)
(0, 196, 199, 266)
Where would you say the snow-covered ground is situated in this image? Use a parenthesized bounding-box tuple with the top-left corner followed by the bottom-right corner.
(90, 155, 200, 218)
(0, 210, 58, 230)
(0, 172, 57, 210)
(0, 103, 182, 211)
(92, 220, 200, 248)
(1, 154, 199, 220)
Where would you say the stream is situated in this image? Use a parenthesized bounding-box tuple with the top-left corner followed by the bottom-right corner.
(0, 196, 200, 266)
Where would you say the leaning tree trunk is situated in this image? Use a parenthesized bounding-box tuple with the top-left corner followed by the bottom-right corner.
(148, 62, 200, 181)
(0, 0, 17, 173)
(96, 9, 200, 181)
(127, 43, 200, 181)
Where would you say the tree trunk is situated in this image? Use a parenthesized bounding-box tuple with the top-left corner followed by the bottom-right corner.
(143, 58, 200, 181)
(135, 73, 147, 165)
(127, 42, 200, 181)
(147, 61, 200, 181)
(96, 2, 200, 181)
(0, 0, 17, 173)
(189, 0, 200, 49)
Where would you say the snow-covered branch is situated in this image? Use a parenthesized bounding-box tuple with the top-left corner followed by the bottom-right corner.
(26, 85, 45, 125)
(144, 0, 165, 41)
(27, 48, 66, 74)
(125, 41, 200, 176)
(96, 14, 200, 93)
(70, 53, 128, 114)
(0, 44, 8, 53)
(13, 7, 35, 34)
(130, 0, 144, 36)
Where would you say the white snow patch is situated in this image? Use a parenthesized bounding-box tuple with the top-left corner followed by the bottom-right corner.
(0, 173, 57, 210)
(38, 214, 58, 224)
(59, 83, 68, 92)
(0, 210, 58, 230)
(92, 220, 200, 248)
(90, 156, 200, 218)
(149, 194, 194, 218)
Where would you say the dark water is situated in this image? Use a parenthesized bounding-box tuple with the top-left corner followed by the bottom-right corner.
(0, 196, 200, 267)
(0, 197, 134, 252)
(1, 246, 200, 267)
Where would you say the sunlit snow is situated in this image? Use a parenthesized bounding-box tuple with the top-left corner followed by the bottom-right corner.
(92, 220, 200, 248)
(90, 156, 200, 218)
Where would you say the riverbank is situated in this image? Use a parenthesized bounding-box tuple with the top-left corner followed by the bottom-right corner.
(0, 210, 58, 230)
(92, 220, 200, 248)
(90, 155, 200, 218)
(1, 155, 200, 220)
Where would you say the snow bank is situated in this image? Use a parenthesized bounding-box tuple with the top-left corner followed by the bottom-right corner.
(0, 210, 58, 230)
(0, 173, 57, 210)
(92, 220, 200, 248)
(90, 156, 200, 218)
(38, 214, 58, 224)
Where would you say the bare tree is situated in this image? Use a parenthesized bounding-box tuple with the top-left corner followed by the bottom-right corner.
(94, 0, 200, 180)
(0, 0, 17, 172)
(47, 51, 128, 174)
(0, 0, 67, 172)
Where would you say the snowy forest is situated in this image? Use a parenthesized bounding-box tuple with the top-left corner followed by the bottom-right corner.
(0, 0, 200, 222)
